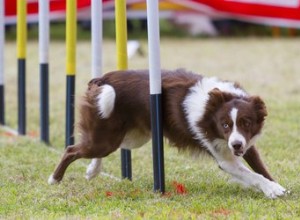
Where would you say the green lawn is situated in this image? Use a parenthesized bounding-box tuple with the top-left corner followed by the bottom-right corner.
(0, 38, 300, 219)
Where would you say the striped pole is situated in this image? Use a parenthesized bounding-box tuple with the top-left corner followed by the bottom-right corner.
(65, 0, 77, 147)
(115, 0, 132, 180)
(91, 0, 102, 78)
(146, 0, 165, 193)
(0, 0, 4, 125)
(17, 0, 27, 135)
(39, 0, 50, 144)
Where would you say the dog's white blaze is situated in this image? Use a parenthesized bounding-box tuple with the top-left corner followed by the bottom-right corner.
(229, 108, 246, 150)
(183, 77, 247, 152)
(97, 85, 116, 118)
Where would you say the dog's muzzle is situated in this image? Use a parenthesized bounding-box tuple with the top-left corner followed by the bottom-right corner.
(231, 140, 244, 156)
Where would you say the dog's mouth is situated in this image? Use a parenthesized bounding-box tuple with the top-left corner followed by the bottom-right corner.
(234, 150, 244, 157)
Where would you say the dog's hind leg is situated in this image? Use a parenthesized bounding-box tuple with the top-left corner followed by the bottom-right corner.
(243, 146, 274, 181)
(48, 143, 86, 184)
(85, 129, 150, 181)
(85, 158, 102, 180)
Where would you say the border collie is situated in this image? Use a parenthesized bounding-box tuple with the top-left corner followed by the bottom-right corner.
(48, 69, 286, 198)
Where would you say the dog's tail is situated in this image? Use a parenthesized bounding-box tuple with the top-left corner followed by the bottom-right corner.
(85, 81, 116, 119)
(95, 84, 116, 119)
(77, 83, 116, 142)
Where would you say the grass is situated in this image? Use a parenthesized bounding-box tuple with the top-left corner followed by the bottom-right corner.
(1, 38, 300, 219)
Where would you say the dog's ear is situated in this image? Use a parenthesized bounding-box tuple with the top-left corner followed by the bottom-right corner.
(208, 88, 233, 104)
(207, 88, 234, 112)
(250, 96, 267, 123)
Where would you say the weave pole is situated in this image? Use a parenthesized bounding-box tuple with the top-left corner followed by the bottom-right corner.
(17, 0, 27, 135)
(115, 0, 132, 180)
(91, 0, 102, 78)
(146, 0, 165, 193)
(0, 0, 4, 125)
(39, 0, 50, 144)
(65, 0, 77, 147)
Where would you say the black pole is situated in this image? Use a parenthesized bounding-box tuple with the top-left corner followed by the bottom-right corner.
(0, 84, 4, 125)
(150, 94, 165, 193)
(121, 149, 132, 180)
(40, 63, 49, 144)
(18, 58, 26, 135)
(65, 75, 75, 147)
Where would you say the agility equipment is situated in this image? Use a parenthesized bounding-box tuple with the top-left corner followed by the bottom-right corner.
(146, 0, 165, 193)
(0, 0, 4, 125)
(115, 0, 132, 180)
(17, 0, 27, 135)
(39, 0, 50, 144)
(65, 0, 77, 147)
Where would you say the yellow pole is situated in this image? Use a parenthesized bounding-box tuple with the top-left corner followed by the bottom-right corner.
(65, 0, 77, 146)
(17, 0, 26, 59)
(66, 0, 77, 75)
(17, 0, 27, 134)
(115, 0, 131, 180)
(115, 0, 128, 70)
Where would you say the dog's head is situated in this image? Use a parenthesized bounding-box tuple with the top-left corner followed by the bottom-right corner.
(207, 89, 267, 156)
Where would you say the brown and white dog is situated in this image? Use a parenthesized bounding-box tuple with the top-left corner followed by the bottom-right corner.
(48, 69, 286, 198)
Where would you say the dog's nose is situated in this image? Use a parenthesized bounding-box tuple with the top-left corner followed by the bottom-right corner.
(232, 141, 242, 150)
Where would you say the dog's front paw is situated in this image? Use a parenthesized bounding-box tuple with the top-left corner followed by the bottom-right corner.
(261, 181, 287, 199)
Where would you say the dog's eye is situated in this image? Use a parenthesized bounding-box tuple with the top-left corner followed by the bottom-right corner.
(241, 119, 251, 128)
(244, 121, 251, 127)
(223, 123, 229, 129)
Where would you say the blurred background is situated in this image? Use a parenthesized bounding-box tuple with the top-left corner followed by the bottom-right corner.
(3, 0, 300, 39)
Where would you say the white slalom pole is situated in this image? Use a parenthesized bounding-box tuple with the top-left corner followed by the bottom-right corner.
(91, 0, 102, 78)
(0, 0, 4, 86)
(0, 0, 5, 124)
(39, 0, 49, 64)
(88, 0, 103, 183)
(147, 0, 161, 95)
(39, 0, 50, 144)
(146, 0, 165, 193)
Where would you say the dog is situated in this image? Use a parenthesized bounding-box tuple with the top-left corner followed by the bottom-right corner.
(48, 69, 287, 198)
